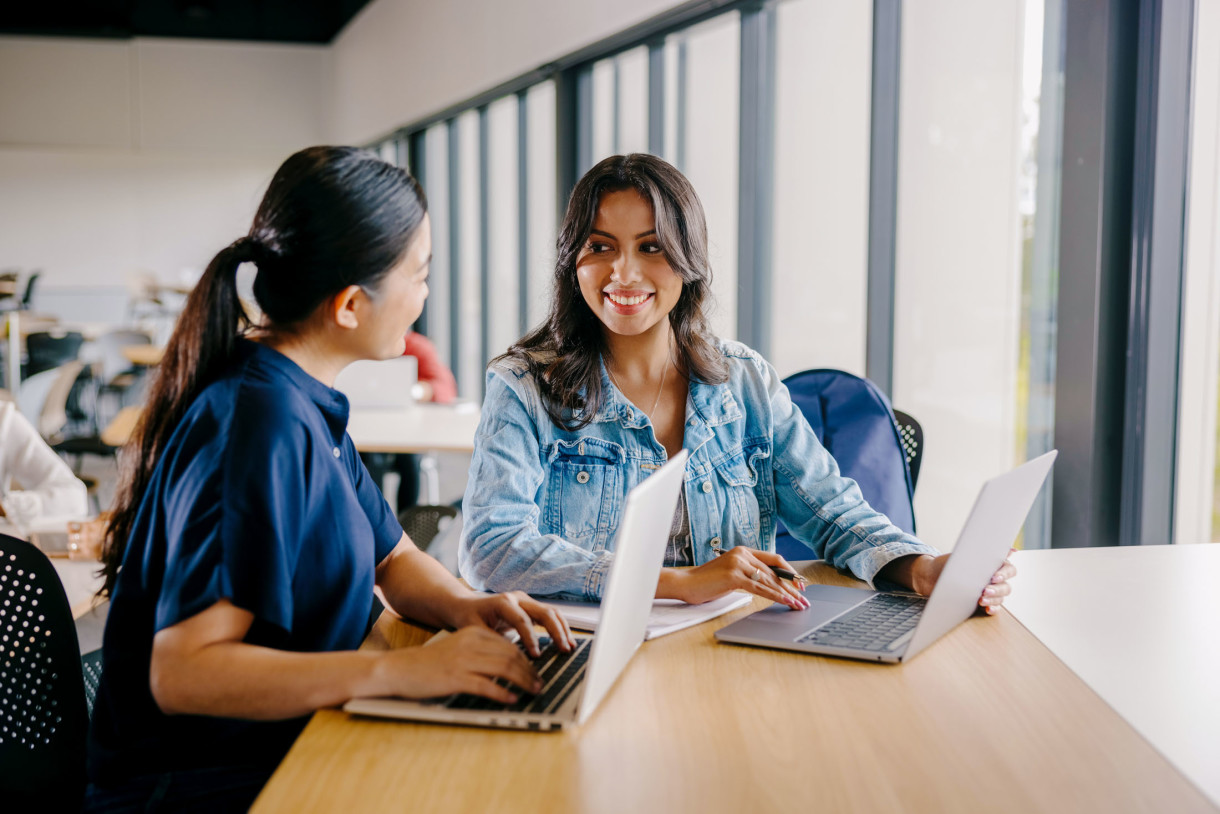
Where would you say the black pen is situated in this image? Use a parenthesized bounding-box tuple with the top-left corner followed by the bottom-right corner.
(769, 565, 808, 588)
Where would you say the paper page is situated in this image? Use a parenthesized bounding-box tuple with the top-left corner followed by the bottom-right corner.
(546, 592, 753, 640)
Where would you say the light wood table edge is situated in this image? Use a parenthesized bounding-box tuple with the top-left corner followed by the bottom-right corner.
(253, 562, 1218, 814)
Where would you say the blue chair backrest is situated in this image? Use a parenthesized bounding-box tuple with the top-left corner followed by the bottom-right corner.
(775, 369, 915, 561)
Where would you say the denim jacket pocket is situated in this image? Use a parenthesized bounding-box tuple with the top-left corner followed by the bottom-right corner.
(544, 438, 626, 548)
(714, 448, 764, 540)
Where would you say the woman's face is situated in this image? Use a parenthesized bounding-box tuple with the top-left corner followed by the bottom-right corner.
(363, 212, 432, 359)
(576, 188, 682, 340)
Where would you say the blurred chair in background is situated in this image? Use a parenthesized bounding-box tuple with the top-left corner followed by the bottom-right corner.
(16, 361, 107, 512)
(0, 270, 20, 310)
(87, 329, 154, 425)
(19, 271, 40, 311)
(25, 330, 84, 380)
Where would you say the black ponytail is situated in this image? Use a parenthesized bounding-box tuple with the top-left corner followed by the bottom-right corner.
(100, 146, 427, 596)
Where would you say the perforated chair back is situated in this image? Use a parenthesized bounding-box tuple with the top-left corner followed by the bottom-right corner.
(82, 648, 104, 718)
(892, 409, 924, 491)
(775, 369, 917, 562)
(399, 505, 459, 552)
(0, 534, 88, 811)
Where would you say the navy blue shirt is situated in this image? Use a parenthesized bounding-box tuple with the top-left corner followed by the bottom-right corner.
(88, 341, 403, 784)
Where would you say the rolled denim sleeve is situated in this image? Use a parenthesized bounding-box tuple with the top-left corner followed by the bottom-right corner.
(459, 370, 614, 599)
(760, 358, 939, 587)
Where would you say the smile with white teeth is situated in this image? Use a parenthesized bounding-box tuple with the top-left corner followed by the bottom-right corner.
(606, 292, 652, 306)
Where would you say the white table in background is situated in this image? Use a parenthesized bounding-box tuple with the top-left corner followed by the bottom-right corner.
(1006, 543, 1220, 809)
(346, 402, 481, 504)
(346, 402, 481, 454)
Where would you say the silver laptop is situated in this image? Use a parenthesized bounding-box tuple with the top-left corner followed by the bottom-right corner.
(345, 449, 689, 731)
(333, 356, 417, 408)
(715, 450, 1056, 664)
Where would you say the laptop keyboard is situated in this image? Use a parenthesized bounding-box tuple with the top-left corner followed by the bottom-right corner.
(440, 636, 592, 715)
(796, 593, 926, 652)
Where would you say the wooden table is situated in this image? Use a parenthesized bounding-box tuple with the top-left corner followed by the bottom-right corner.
(122, 344, 164, 366)
(252, 561, 1215, 814)
(1006, 543, 1220, 809)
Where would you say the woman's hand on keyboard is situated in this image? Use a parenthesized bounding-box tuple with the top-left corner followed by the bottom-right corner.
(377, 627, 542, 703)
(451, 591, 576, 656)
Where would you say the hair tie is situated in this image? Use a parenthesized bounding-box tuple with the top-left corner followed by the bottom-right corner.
(230, 236, 275, 267)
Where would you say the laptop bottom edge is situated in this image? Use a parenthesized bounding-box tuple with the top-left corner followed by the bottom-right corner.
(344, 697, 576, 731)
(713, 633, 905, 664)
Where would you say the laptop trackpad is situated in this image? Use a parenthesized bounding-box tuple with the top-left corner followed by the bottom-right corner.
(729, 587, 872, 639)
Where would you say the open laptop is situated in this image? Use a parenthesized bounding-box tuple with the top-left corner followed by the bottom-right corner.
(715, 450, 1056, 664)
(333, 356, 417, 408)
(344, 449, 689, 731)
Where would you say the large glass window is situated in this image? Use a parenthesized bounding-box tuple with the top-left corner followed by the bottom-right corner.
(525, 81, 558, 331)
(422, 123, 451, 366)
(1013, 0, 1064, 548)
(770, 0, 872, 379)
(591, 46, 650, 163)
(892, 0, 1060, 549)
(676, 12, 740, 342)
(1175, 0, 1220, 544)
(455, 110, 482, 399)
(615, 46, 650, 156)
(485, 96, 520, 364)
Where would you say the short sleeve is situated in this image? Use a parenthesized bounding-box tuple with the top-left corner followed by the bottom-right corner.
(348, 436, 404, 563)
(155, 399, 308, 636)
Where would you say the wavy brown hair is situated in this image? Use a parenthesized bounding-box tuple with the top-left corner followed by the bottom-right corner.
(501, 153, 728, 429)
(100, 146, 427, 596)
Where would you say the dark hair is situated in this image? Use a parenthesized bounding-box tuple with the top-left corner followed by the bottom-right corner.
(100, 146, 427, 596)
(502, 153, 727, 429)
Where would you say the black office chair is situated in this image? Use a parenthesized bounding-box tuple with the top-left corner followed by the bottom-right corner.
(367, 505, 463, 632)
(0, 534, 89, 811)
(399, 504, 459, 551)
(24, 330, 84, 379)
(81, 648, 104, 718)
(20, 271, 40, 310)
(892, 409, 924, 492)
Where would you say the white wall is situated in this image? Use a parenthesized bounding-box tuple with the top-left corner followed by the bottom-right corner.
(328, 0, 688, 144)
(0, 36, 328, 296)
(1176, 0, 1220, 544)
(891, 0, 1026, 549)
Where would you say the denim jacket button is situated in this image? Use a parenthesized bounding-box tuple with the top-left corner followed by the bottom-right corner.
(576, 471, 590, 484)
(702, 480, 713, 493)
(710, 536, 722, 550)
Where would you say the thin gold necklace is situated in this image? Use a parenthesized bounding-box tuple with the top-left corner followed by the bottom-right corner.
(607, 356, 669, 419)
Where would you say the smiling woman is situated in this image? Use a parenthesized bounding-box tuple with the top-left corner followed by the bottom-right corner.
(459, 154, 1017, 616)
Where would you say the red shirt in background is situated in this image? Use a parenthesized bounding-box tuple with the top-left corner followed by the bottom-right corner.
(402, 332, 457, 403)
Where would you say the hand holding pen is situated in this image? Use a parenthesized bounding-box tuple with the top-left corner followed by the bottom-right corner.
(666, 545, 812, 610)
(767, 565, 809, 591)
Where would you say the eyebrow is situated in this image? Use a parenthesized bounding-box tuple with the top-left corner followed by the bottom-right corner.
(589, 229, 657, 240)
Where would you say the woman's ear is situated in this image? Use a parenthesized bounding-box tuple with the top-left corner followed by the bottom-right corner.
(329, 285, 365, 330)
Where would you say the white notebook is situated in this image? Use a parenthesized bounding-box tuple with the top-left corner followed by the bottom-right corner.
(546, 592, 753, 640)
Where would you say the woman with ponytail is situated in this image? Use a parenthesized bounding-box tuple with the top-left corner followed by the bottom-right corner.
(85, 147, 572, 812)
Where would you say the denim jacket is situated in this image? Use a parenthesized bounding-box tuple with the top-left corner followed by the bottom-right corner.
(459, 339, 938, 599)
